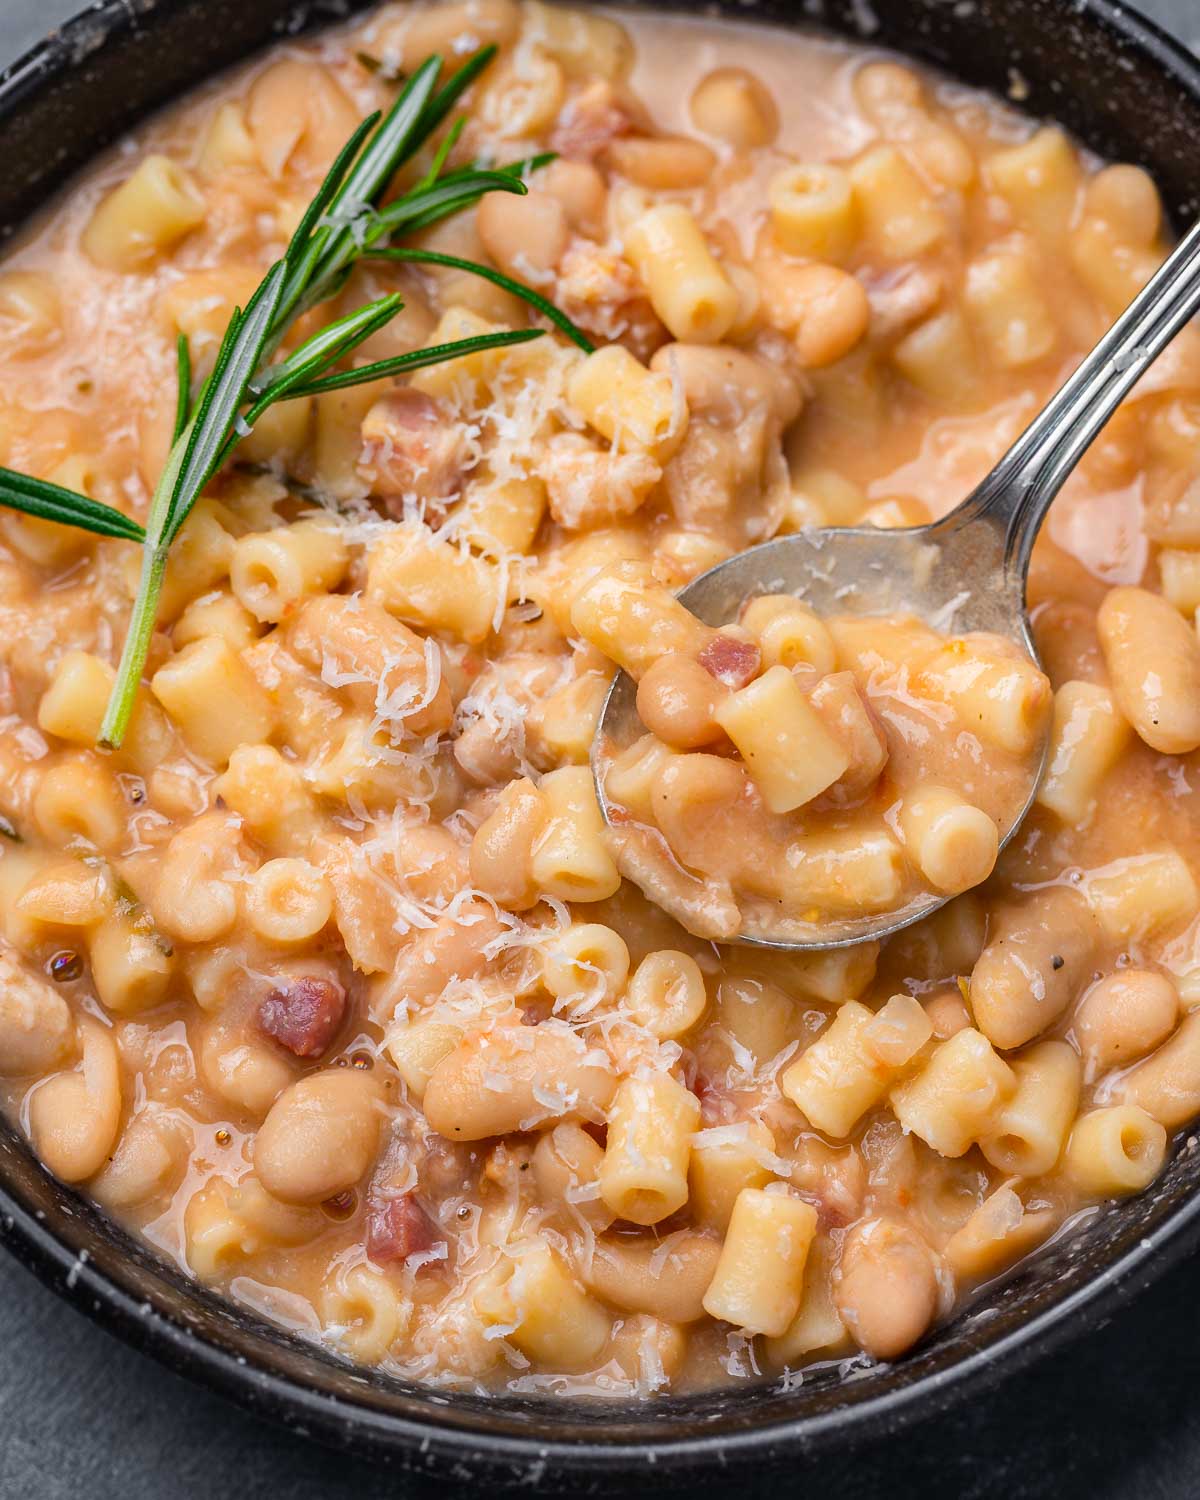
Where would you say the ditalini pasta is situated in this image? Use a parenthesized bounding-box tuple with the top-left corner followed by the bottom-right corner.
(0, 0, 1196, 1403)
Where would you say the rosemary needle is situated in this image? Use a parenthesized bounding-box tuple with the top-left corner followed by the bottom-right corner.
(367, 247, 595, 353)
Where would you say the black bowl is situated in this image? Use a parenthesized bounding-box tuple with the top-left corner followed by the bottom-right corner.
(2, 0, 1200, 1487)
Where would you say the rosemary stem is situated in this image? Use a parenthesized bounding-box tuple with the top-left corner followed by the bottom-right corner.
(99, 543, 170, 748)
(99, 428, 189, 747)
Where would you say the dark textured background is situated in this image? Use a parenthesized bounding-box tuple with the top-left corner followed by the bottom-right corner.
(1, 0, 1198, 1495)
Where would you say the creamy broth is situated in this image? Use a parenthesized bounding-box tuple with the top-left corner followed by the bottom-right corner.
(0, 0, 1197, 1397)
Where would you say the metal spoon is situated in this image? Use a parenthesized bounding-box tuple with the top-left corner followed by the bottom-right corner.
(593, 213, 1200, 951)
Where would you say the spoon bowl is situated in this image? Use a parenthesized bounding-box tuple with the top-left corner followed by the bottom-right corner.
(594, 208, 1200, 950)
(594, 513, 1038, 950)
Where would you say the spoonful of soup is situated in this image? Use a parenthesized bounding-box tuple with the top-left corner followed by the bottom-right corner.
(579, 212, 1200, 949)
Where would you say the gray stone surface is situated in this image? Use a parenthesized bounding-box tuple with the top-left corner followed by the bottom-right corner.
(0, 1, 1198, 1496)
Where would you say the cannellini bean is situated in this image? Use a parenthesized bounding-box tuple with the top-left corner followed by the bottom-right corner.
(607, 1312, 688, 1387)
(29, 1020, 122, 1183)
(423, 1022, 615, 1140)
(476, 189, 569, 281)
(689, 67, 778, 150)
(0, 944, 75, 1075)
(1097, 586, 1200, 753)
(199, 1019, 295, 1117)
(835, 1217, 941, 1361)
(1114, 1011, 1200, 1129)
(254, 1069, 383, 1204)
(635, 653, 726, 748)
(90, 1109, 189, 1210)
(606, 135, 717, 190)
(540, 158, 607, 238)
(151, 813, 243, 943)
(469, 780, 547, 910)
(969, 887, 1099, 1051)
(288, 593, 452, 739)
(383, 901, 509, 1014)
(583, 1230, 722, 1322)
(758, 260, 869, 367)
(649, 343, 801, 426)
(1074, 970, 1178, 1076)
(922, 985, 972, 1040)
(396, 0, 520, 70)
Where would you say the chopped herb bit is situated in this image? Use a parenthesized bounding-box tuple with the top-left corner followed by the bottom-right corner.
(356, 51, 405, 84)
(111, 873, 140, 915)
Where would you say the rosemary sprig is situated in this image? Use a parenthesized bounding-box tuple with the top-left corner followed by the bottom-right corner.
(0, 45, 591, 749)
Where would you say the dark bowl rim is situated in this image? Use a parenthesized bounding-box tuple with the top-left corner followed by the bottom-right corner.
(2, 0, 1200, 1478)
(7, 1173, 1200, 1475)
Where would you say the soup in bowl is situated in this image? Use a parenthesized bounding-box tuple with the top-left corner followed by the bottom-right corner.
(0, 0, 1198, 1445)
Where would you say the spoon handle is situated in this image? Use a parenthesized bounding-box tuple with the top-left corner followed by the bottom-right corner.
(965, 212, 1200, 581)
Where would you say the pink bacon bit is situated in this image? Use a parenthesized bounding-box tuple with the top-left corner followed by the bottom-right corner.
(358, 388, 465, 514)
(551, 81, 632, 162)
(366, 1193, 445, 1267)
(698, 633, 761, 690)
(258, 977, 346, 1059)
(798, 1187, 853, 1231)
(693, 1067, 738, 1126)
